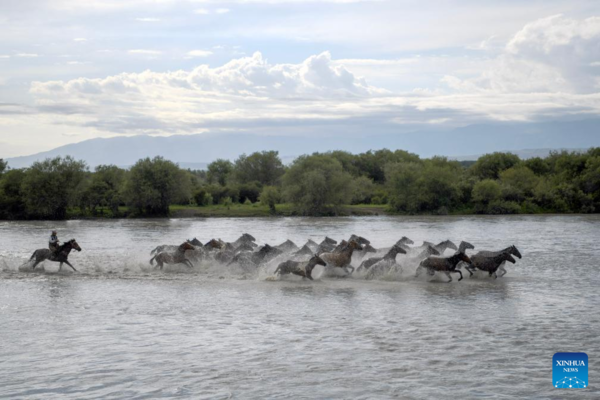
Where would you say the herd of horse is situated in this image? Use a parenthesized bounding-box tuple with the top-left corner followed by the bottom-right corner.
(147, 234, 522, 282)
(19, 233, 522, 282)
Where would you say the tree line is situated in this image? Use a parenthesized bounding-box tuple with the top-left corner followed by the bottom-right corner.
(0, 147, 599, 220)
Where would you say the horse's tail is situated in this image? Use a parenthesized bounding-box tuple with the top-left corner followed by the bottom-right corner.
(149, 255, 156, 265)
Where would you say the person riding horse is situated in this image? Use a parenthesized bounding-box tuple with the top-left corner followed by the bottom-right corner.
(49, 230, 60, 255)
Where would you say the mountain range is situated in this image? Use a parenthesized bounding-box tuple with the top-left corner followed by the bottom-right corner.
(5, 119, 600, 169)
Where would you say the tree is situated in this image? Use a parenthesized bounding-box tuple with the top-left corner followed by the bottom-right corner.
(351, 176, 376, 204)
(0, 169, 27, 219)
(80, 165, 126, 215)
(282, 154, 353, 215)
(125, 157, 191, 216)
(472, 179, 501, 213)
(238, 181, 261, 203)
(22, 156, 87, 219)
(233, 151, 285, 186)
(386, 160, 460, 213)
(386, 162, 421, 213)
(259, 185, 280, 213)
(355, 149, 421, 183)
(0, 159, 7, 175)
(470, 152, 520, 180)
(207, 159, 233, 186)
(500, 165, 539, 198)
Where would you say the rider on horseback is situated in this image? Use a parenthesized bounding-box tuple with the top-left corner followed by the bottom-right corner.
(49, 230, 60, 254)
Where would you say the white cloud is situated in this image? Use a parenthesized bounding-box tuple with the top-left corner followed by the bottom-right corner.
(73, 38, 87, 42)
(16, 53, 39, 57)
(0, 55, 10, 59)
(135, 17, 161, 22)
(186, 50, 213, 58)
(128, 49, 162, 55)
(26, 47, 600, 137)
(443, 15, 600, 94)
(193, 8, 210, 14)
(216, 8, 230, 14)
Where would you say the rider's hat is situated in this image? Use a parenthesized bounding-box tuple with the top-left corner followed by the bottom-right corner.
(51, 230, 57, 234)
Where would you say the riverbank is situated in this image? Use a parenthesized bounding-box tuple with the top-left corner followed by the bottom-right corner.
(60, 203, 390, 219)
(170, 204, 388, 218)
(27, 203, 584, 220)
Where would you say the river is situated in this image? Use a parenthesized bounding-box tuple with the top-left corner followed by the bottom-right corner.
(0, 216, 598, 399)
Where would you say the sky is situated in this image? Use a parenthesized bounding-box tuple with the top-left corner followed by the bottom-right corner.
(1, 0, 600, 158)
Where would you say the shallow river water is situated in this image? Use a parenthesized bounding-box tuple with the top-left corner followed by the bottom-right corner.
(1, 216, 599, 399)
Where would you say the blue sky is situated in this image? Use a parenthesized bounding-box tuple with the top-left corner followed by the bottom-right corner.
(1, 0, 600, 157)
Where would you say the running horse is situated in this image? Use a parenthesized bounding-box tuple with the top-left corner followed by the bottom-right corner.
(150, 242, 196, 270)
(27, 239, 82, 272)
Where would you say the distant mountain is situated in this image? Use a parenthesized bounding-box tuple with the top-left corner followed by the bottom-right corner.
(6, 119, 600, 169)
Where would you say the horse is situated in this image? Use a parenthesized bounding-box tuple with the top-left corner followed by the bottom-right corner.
(466, 253, 516, 278)
(274, 255, 327, 280)
(416, 252, 472, 282)
(320, 240, 363, 275)
(27, 239, 82, 272)
(457, 241, 475, 253)
(150, 242, 195, 270)
(357, 244, 407, 274)
(472, 245, 522, 277)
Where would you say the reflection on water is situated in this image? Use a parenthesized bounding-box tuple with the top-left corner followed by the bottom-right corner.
(1, 215, 600, 399)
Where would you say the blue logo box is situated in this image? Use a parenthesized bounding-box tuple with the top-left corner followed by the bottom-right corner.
(553, 352, 588, 389)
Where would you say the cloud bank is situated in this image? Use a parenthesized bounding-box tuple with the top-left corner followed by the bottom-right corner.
(0, 14, 597, 154)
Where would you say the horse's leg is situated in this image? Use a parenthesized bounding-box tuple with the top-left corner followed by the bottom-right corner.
(453, 270, 463, 281)
(465, 265, 474, 277)
(498, 265, 507, 277)
(345, 266, 355, 275)
(184, 260, 194, 268)
(444, 271, 452, 283)
(415, 266, 422, 277)
(64, 260, 77, 272)
(59, 262, 63, 272)
(31, 259, 42, 271)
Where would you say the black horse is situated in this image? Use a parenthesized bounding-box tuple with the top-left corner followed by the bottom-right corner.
(27, 239, 82, 272)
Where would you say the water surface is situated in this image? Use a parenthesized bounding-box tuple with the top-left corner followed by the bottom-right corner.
(1, 216, 599, 399)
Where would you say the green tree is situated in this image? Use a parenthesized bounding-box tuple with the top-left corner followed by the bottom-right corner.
(385, 162, 421, 213)
(351, 176, 376, 204)
(386, 160, 460, 213)
(282, 154, 353, 215)
(0, 169, 27, 219)
(207, 159, 233, 186)
(233, 151, 285, 186)
(259, 185, 280, 213)
(80, 165, 126, 215)
(355, 149, 421, 183)
(500, 165, 539, 198)
(22, 156, 87, 219)
(470, 152, 521, 180)
(472, 179, 501, 213)
(0, 159, 7, 175)
(125, 157, 191, 216)
(238, 181, 261, 203)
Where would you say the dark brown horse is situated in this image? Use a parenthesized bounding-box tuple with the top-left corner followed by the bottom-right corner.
(416, 252, 472, 282)
(150, 242, 195, 270)
(28, 239, 82, 272)
(466, 253, 516, 278)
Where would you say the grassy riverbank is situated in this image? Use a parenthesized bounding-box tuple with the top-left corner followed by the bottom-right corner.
(65, 203, 390, 219)
(169, 204, 388, 218)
